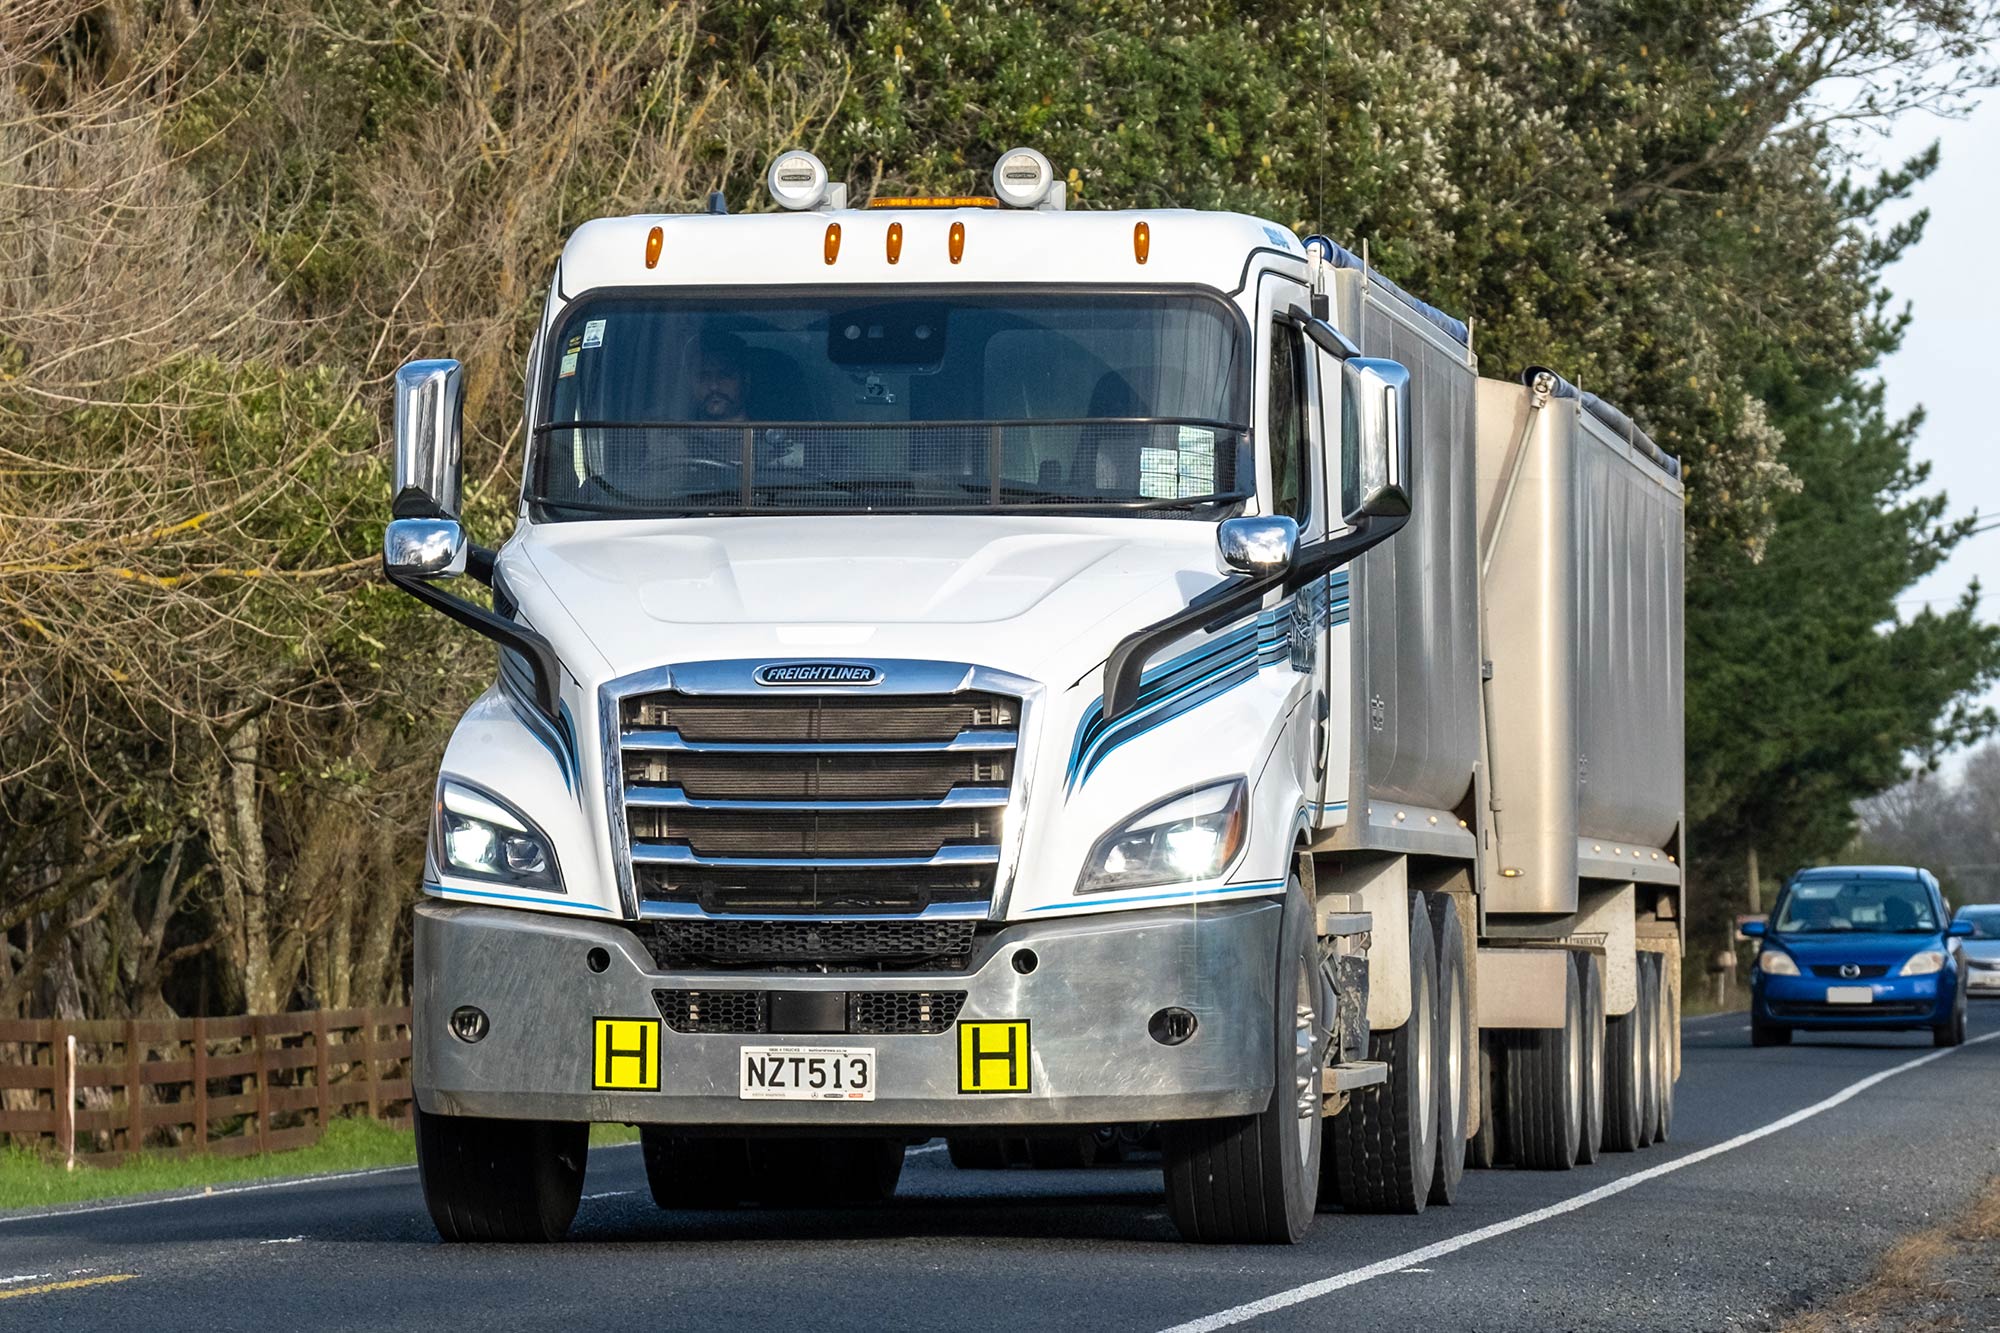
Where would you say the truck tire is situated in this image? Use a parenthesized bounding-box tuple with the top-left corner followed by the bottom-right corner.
(1635, 953, 1661, 1148)
(642, 1131, 752, 1208)
(1602, 956, 1648, 1152)
(1427, 893, 1470, 1206)
(1653, 953, 1677, 1142)
(1163, 875, 1325, 1243)
(1327, 891, 1439, 1214)
(1464, 1034, 1504, 1169)
(749, 1137, 905, 1205)
(416, 1105, 586, 1242)
(945, 1136, 1009, 1169)
(1504, 951, 1582, 1170)
(1575, 952, 1606, 1166)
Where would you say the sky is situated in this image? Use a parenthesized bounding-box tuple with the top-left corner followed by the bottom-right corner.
(1864, 90, 2000, 761)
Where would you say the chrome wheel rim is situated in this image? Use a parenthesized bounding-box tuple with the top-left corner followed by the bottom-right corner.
(1293, 958, 1317, 1163)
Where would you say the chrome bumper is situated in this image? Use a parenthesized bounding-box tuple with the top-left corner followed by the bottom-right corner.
(413, 900, 1280, 1128)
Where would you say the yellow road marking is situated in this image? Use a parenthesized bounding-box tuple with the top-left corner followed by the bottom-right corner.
(0, 1274, 138, 1301)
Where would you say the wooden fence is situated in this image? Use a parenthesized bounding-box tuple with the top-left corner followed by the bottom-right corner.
(0, 1007, 413, 1165)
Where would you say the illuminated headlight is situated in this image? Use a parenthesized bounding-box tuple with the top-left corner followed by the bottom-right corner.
(1757, 950, 1799, 976)
(1077, 779, 1248, 895)
(1899, 950, 1946, 977)
(433, 779, 562, 892)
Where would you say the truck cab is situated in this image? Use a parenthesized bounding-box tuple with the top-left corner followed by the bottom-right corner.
(387, 148, 1685, 1245)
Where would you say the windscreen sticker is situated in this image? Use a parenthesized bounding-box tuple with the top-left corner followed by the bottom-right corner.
(558, 333, 583, 378)
(1139, 446, 1179, 499)
(581, 319, 606, 350)
(1177, 434, 1216, 493)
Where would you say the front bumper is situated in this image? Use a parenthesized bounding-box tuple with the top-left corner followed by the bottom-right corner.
(1752, 971, 1954, 1027)
(1965, 963, 2000, 995)
(414, 900, 1280, 1128)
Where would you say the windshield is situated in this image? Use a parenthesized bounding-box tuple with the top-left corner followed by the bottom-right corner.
(1773, 879, 1939, 934)
(1959, 908, 2000, 939)
(530, 290, 1250, 518)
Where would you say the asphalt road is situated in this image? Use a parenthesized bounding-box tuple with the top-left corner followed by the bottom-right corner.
(6, 1008, 1999, 1333)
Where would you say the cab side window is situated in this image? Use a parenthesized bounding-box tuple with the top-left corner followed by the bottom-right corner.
(1267, 323, 1311, 524)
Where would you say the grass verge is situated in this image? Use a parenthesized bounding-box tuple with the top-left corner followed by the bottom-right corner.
(0, 1119, 639, 1211)
(1777, 1174, 2000, 1331)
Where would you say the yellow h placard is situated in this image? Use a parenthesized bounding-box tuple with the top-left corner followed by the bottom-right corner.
(592, 1017, 660, 1091)
(956, 1020, 1031, 1094)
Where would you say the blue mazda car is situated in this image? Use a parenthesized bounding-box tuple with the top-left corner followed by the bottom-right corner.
(1742, 865, 1972, 1048)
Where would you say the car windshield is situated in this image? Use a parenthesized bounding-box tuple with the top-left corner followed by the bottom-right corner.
(1958, 908, 2000, 939)
(530, 290, 1251, 519)
(1772, 879, 1939, 934)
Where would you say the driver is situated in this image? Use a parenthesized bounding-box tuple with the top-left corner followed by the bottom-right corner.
(692, 332, 750, 423)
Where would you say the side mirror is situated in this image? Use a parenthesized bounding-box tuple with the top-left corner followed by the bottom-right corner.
(1217, 516, 1298, 577)
(384, 517, 468, 578)
(1739, 920, 1767, 939)
(1948, 919, 1975, 939)
(1340, 356, 1412, 523)
(393, 359, 465, 520)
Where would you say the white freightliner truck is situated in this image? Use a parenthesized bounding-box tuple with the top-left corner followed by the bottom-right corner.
(386, 148, 1686, 1244)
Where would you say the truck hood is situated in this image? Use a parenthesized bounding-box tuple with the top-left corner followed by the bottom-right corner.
(505, 515, 1222, 684)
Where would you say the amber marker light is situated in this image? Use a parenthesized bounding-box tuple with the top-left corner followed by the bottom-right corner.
(886, 222, 904, 264)
(1134, 220, 1150, 264)
(949, 220, 966, 264)
(644, 225, 664, 270)
(824, 222, 842, 265)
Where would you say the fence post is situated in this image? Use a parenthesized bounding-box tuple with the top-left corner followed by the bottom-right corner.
(362, 1009, 379, 1120)
(312, 1010, 329, 1136)
(125, 1017, 142, 1157)
(54, 1022, 75, 1171)
(252, 1015, 270, 1155)
(192, 1016, 209, 1154)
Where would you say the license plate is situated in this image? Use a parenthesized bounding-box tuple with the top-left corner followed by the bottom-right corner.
(740, 1046, 876, 1101)
(1826, 986, 1874, 1004)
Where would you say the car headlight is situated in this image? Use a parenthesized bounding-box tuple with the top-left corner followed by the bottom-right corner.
(1077, 778, 1248, 894)
(1757, 950, 1799, 976)
(1899, 950, 1946, 977)
(433, 778, 563, 892)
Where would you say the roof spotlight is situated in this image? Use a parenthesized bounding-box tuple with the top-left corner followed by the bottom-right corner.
(765, 149, 846, 212)
(991, 147, 1063, 210)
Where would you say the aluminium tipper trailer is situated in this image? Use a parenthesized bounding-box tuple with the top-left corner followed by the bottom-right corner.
(380, 146, 1686, 1245)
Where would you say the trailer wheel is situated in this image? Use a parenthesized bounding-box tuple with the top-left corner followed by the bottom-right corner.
(1635, 953, 1661, 1147)
(1426, 893, 1470, 1205)
(641, 1131, 752, 1208)
(1163, 875, 1324, 1243)
(1602, 968, 1646, 1152)
(945, 1136, 1008, 1169)
(1575, 952, 1606, 1166)
(1504, 952, 1582, 1170)
(1464, 1034, 1504, 1169)
(416, 1105, 586, 1242)
(1652, 953, 1678, 1141)
(1327, 891, 1439, 1214)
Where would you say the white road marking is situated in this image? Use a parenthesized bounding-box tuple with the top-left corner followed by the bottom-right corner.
(1156, 1030, 2000, 1333)
(581, 1190, 636, 1201)
(0, 1274, 54, 1285)
(0, 1165, 416, 1226)
(906, 1143, 949, 1156)
(259, 1236, 304, 1245)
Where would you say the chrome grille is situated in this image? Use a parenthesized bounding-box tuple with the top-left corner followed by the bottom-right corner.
(617, 685, 1020, 916)
(637, 918, 979, 969)
(653, 987, 967, 1035)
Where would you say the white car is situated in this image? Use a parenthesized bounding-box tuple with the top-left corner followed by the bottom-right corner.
(1958, 904, 2000, 996)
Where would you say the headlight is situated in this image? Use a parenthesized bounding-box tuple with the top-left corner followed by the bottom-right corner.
(1757, 950, 1799, 976)
(1899, 950, 1946, 977)
(1077, 779, 1248, 895)
(433, 778, 563, 892)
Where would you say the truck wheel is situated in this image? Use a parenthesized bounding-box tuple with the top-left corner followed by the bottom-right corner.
(1163, 875, 1325, 1243)
(1635, 953, 1661, 1147)
(1602, 968, 1645, 1152)
(1464, 1035, 1504, 1169)
(642, 1131, 751, 1208)
(1575, 953, 1606, 1165)
(416, 1105, 586, 1242)
(945, 1136, 1008, 1169)
(1504, 950, 1582, 1170)
(1653, 953, 1677, 1142)
(1427, 893, 1470, 1205)
(1750, 1020, 1791, 1048)
(1327, 891, 1439, 1214)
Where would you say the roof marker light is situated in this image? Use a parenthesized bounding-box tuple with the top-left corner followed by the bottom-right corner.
(1134, 220, 1150, 264)
(644, 226, 663, 270)
(886, 222, 903, 264)
(948, 220, 966, 264)
(992, 146, 1062, 209)
(766, 148, 845, 212)
(823, 222, 841, 265)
